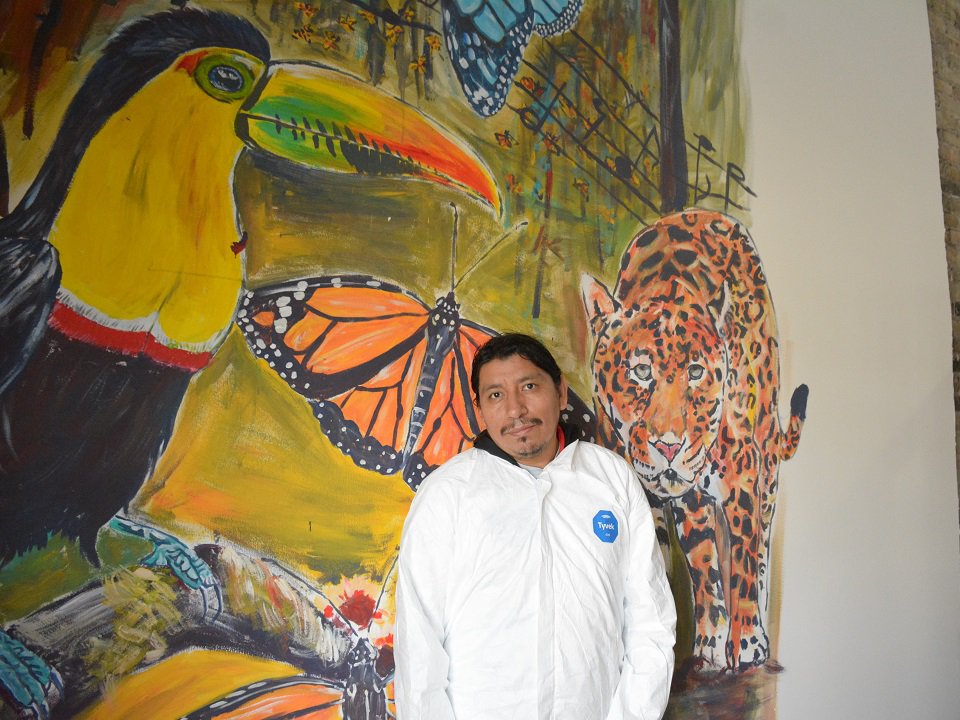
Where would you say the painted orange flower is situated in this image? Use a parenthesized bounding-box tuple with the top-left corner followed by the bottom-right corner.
(386, 24, 404, 43)
(542, 129, 562, 155)
(410, 54, 427, 73)
(505, 173, 523, 194)
(616, 50, 629, 73)
(320, 31, 341, 51)
(519, 75, 545, 98)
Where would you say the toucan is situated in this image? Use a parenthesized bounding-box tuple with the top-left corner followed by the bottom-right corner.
(0, 9, 499, 566)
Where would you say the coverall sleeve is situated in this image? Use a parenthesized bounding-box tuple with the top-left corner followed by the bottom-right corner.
(394, 477, 458, 720)
(606, 472, 677, 720)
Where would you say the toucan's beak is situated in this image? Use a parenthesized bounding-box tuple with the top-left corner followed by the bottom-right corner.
(237, 62, 501, 214)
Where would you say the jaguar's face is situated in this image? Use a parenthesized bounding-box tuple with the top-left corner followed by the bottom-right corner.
(591, 297, 727, 498)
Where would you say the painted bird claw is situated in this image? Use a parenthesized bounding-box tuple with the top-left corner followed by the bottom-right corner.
(109, 515, 223, 622)
(0, 627, 63, 719)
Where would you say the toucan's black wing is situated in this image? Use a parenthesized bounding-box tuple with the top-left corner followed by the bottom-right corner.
(0, 236, 60, 398)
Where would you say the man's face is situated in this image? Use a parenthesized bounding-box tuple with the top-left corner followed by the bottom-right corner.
(475, 354, 568, 468)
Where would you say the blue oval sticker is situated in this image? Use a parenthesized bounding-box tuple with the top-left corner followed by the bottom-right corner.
(593, 510, 618, 543)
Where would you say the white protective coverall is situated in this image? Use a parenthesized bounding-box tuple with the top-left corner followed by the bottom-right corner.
(395, 426, 677, 720)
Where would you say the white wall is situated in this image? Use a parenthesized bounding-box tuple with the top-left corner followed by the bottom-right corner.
(740, 2, 960, 718)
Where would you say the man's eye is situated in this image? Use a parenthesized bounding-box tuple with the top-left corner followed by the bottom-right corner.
(489, 392, 501, 400)
(688, 364, 705, 381)
(524, 383, 536, 390)
(628, 363, 652, 383)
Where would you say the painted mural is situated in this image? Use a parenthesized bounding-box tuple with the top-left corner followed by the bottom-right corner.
(0, 1, 806, 718)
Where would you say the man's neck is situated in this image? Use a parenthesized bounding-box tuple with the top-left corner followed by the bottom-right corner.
(473, 424, 570, 468)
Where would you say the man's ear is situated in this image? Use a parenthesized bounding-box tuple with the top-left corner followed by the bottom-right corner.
(557, 376, 569, 409)
(580, 273, 618, 338)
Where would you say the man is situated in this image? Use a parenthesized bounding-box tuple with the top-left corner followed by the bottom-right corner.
(395, 333, 676, 720)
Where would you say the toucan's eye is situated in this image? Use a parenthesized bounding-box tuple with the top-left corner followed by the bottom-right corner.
(209, 65, 244, 93)
(194, 52, 260, 102)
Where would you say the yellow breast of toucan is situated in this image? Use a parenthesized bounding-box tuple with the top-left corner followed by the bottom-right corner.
(48, 66, 247, 352)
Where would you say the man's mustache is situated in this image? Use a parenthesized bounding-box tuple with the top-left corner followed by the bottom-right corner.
(501, 419, 543, 434)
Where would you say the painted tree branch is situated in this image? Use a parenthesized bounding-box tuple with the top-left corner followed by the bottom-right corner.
(4, 544, 358, 718)
(657, 0, 687, 212)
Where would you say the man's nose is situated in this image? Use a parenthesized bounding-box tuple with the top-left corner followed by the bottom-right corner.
(505, 392, 527, 418)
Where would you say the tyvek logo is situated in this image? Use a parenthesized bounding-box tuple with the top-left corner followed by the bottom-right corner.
(593, 510, 618, 543)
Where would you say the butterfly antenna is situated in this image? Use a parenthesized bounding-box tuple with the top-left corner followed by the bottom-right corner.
(366, 554, 400, 633)
(454, 220, 529, 290)
(262, 558, 362, 639)
(449, 203, 459, 294)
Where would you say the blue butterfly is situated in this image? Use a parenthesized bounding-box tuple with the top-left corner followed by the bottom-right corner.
(443, 0, 586, 116)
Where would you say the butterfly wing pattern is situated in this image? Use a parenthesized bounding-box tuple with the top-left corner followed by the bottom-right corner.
(181, 644, 388, 720)
(181, 677, 345, 719)
(239, 275, 487, 489)
(238, 274, 596, 489)
(443, 0, 586, 116)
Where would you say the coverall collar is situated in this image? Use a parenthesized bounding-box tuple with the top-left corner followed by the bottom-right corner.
(473, 422, 580, 467)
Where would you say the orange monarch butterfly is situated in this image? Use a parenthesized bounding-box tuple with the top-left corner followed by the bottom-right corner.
(237, 213, 595, 489)
(239, 273, 491, 490)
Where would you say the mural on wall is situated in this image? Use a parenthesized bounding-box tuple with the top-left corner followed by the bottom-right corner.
(0, 1, 806, 719)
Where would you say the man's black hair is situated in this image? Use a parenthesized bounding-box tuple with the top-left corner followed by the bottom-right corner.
(470, 333, 563, 403)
